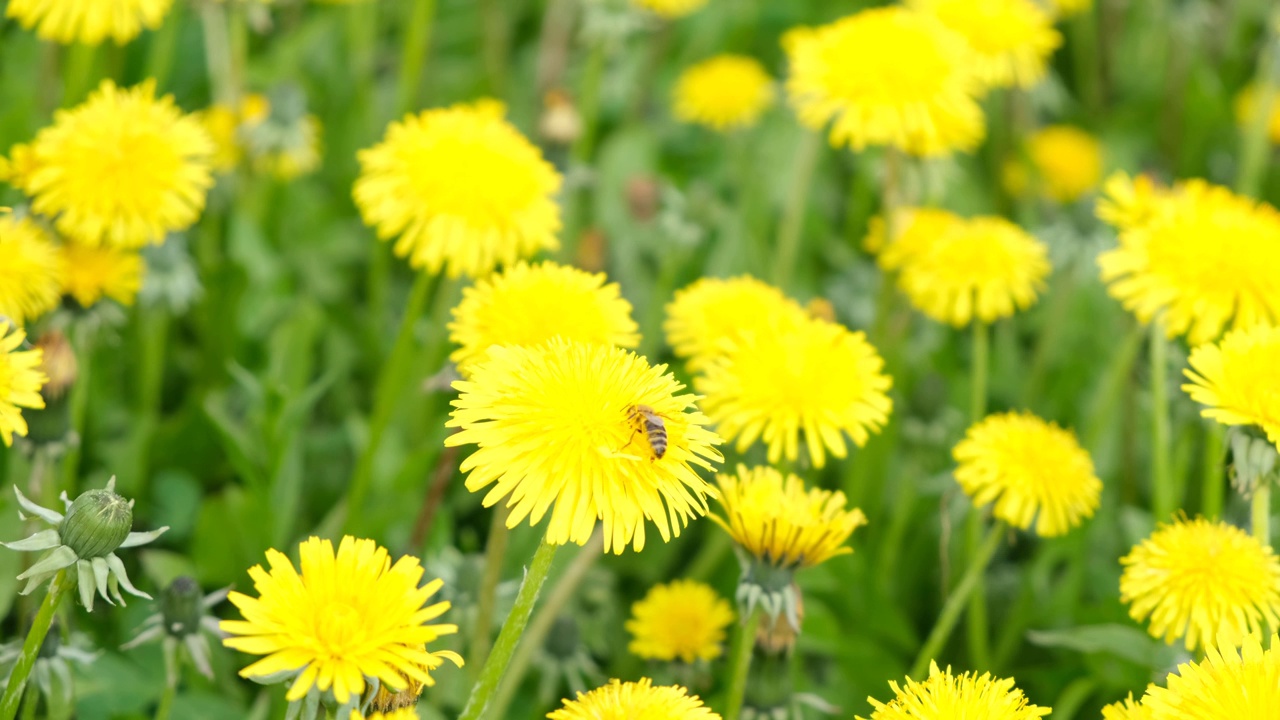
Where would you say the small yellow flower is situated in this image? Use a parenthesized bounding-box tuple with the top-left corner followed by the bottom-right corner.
(1119, 518, 1280, 652)
(663, 276, 807, 373)
(0, 322, 48, 447)
(784, 8, 985, 156)
(1183, 325, 1280, 451)
(858, 662, 1050, 720)
(61, 243, 144, 309)
(548, 678, 720, 720)
(1097, 176, 1280, 345)
(448, 261, 639, 377)
(198, 105, 243, 171)
(0, 215, 61, 326)
(626, 579, 734, 663)
(446, 339, 722, 554)
(1101, 695, 1151, 720)
(911, 0, 1061, 91)
(953, 412, 1101, 537)
(6, 0, 173, 45)
(673, 55, 775, 132)
(1005, 125, 1103, 203)
(630, 0, 708, 20)
(712, 465, 867, 570)
(1142, 632, 1280, 719)
(354, 100, 562, 278)
(1234, 84, 1280, 145)
(11, 80, 215, 249)
(220, 536, 462, 706)
(697, 316, 893, 468)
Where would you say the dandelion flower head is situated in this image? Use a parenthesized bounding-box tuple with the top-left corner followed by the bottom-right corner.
(351, 711, 419, 720)
(1119, 517, 1280, 651)
(1234, 84, 1280, 146)
(784, 8, 985, 156)
(220, 536, 462, 705)
(626, 579, 734, 663)
(0, 323, 48, 447)
(1101, 695, 1151, 720)
(911, 0, 1061, 91)
(664, 275, 807, 373)
(673, 55, 775, 132)
(1183, 325, 1280, 451)
(61, 243, 144, 309)
(1096, 172, 1163, 231)
(1141, 632, 1280, 719)
(6, 0, 173, 45)
(446, 338, 722, 554)
(953, 412, 1101, 537)
(0, 215, 61, 326)
(630, 0, 708, 20)
(548, 678, 721, 720)
(448, 261, 639, 377)
(354, 100, 562, 279)
(863, 207, 962, 257)
(1005, 125, 1103, 203)
(857, 662, 1050, 720)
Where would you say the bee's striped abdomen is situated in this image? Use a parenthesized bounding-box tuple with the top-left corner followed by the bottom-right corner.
(629, 404, 668, 460)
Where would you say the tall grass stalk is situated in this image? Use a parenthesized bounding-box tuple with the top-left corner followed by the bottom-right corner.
(965, 321, 991, 670)
(1236, 12, 1280, 198)
(771, 131, 822, 288)
(911, 523, 1004, 679)
(1150, 322, 1174, 523)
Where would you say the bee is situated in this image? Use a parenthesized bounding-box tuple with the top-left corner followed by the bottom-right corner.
(627, 404, 667, 460)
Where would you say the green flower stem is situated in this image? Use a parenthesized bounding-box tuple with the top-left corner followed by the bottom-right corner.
(394, 0, 436, 117)
(479, 0, 509, 97)
(965, 320, 991, 670)
(723, 608, 762, 720)
(1237, 12, 1280, 198)
(144, 0, 184, 91)
(468, 505, 512, 680)
(154, 676, 176, 720)
(1202, 424, 1226, 520)
(459, 540, 560, 720)
(1254, 483, 1272, 547)
(771, 130, 822, 288)
(343, 271, 437, 534)
(970, 321, 989, 424)
(560, 41, 607, 262)
(0, 571, 70, 720)
(1150, 322, 1174, 523)
(61, 43, 98, 107)
(58, 329, 93, 497)
(199, 1, 236, 105)
(1070, 5, 1102, 114)
(910, 523, 1005, 679)
(17, 684, 36, 720)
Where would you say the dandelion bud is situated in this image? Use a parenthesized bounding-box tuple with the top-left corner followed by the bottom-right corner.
(58, 487, 133, 560)
(160, 576, 204, 637)
(755, 586, 803, 655)
(34, 330, 77, 401)
(538, 89, 582, 146)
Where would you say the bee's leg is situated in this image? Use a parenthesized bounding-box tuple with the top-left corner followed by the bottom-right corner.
(613, 426, 642, 454)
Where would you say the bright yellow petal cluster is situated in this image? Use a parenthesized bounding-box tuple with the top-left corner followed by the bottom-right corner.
(1050, 0, 1092, 17)
(697, 316, 893, 468)
(1183, 325, 1280, 450)
(9, 80, 215, 249)
(1119, 518, 1280, 652)
(911, 0, 1061, 91)
(863, 207, 961, 256)
(548, 678, 720, 720)
(200, 93, 322, 180)
(712, 465, 867, 569)
(1098, 175, 1280, 344)
(448, 261, 639, 377)
(61, 243, 144, 309)
(354, 100, 562, 278)
(446, 339, 722, 554)
(953, 412, 1101, 537)
(1141, 632, 1280, 719)
(0, 323, 48, 447)
(630, 0, 708, 19)
(1096, 172, 1162, 231)
(784, 8, 985, 156)
(220, 536, 462, 704)
(673, 55, 775, 132)
(858, 662, 1050, 720)
(351, 711, 419, 720)
(878, 211, 1050, 327)
(5, 0, 173, 45)
(626, 579, 734, 663)
(0, 216, 61, 326)
(664, 275, 807, 373)
(1234, 84, 1280, 145)
(1005, 125, 1103, 203)
(1101, 694, 1151, 720)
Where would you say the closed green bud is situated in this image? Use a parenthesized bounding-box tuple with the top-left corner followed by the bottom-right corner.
(58, 488, 133, 559)
(160, 577, 203, 638)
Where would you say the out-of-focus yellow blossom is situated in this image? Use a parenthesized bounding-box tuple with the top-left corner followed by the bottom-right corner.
(60, 243, 144, 308)
(200, 93, 322, 180)
(6, 0, 173, 45)
(1183, 325, 1280, 451)
(630, 0, 708, 20)
(664, 276, 807, 373)
(626, 580, 734, 663)
(673, 55, 775, 132)
(0, 215, 61, 326)
(1004, 125, 1103, 202)
(0, 322, 48, 447)
(1234, 84, 1280, 145)
(1050, 0, 1092, 18)
(911, 0, 1061, 91)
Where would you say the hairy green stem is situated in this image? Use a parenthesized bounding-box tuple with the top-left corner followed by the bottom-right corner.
(0, 572, 69, 720)
(911, 523, 1004, 679)
(723, 609, 762, 720)
(1254, 483, 1272, 547)
(1150, 322, 1174, 523)
(771, 131, 822, 288)
(469, 506, 512, 679)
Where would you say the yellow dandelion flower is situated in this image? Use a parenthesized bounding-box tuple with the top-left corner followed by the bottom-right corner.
(697, 315, 892, 468)
(351, 711, 419, 720)
(1119, 518, 1280, 652)
(880, 214, 1050, 327)
(1183, 325, 1280, 451)
(663, 275, 807, 373)
(198, 104, 243, 172)
(1234, 84, 1280, 145)
(863, 207, 963, 258)
(11, 80, 215, 249)
(630, 0, 708, 20)
(354, 100, 562, 279)
(626, 579, 734, 663)
(712, 465, 867, 569)
(5, 0, 173, 45)
(61, 243, 144, 308)
(783, 8, 985, 156)
(1102, 694, 1151, 720)
(857, 662, 1050, 720)
(1097, 176, 1280, 345)
(1143, 632, 1280, 719)
(911, 0, 1061, 91)
(673, 55, 775, 132)
(446, 339, 722, 554)
(220, 536, 463, 705)
(1096, 172, 1163, 231)
(548, 678, 720, 720)
(0, 215, 61, 326)
(448, 261, 639, 377)
(953, 412, 1102, 537)
(0, 323, 48, 447)
(1005, 125, 1104, 203)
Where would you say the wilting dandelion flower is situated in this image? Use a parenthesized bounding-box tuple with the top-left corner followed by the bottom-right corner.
(61, 243, 144, 309)
(1142, 632, 1280, 719)
(784, 8, 985, 156)
(673, 55, 775, 132)
(0, 322, 48, 447)
(354, 100, 562, 278)
(1119, 518, 1280, 652)
(1235, 84, 1280, 145)
(911, 0, 1061, 91)
(548, 678, 720, 720)
(1004, 125, 1103, 203)
(626, 579, 734, 663)
(953, 412, 1102, 537)
(1098, 175, 1280, 344)
(697, 316, 892, 468)
(446, 339, 722, 554)
(8, 80, 215, 249)
(448, 261, 639, 376)
(664, 276, 806, 373)
(1101, 695, 1151, 720)
(630, 0, 708, 20)
(0, 215, 61, 326)
(858, 662, 1050, 720)
(220, 536, 462, 713)
(1182, 325, 1280, 451)
(5, 0, 173, 45)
